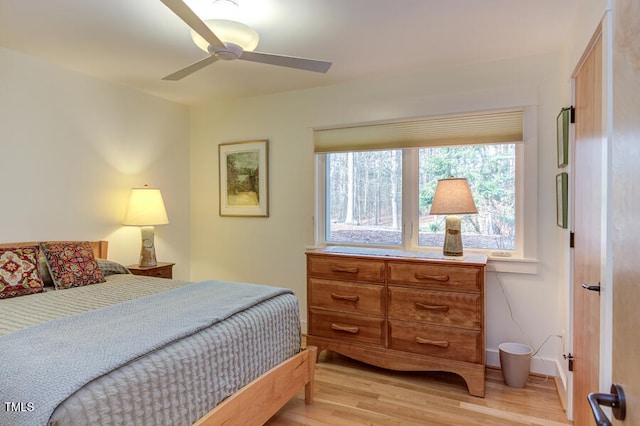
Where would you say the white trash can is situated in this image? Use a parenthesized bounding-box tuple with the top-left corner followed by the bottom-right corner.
(499, 342, 533, 388)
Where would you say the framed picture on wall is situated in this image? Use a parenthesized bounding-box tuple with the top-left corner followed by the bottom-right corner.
(556, 107, 572, 167)
(219, 140, 269, 217)
(556, 172, 568, 228)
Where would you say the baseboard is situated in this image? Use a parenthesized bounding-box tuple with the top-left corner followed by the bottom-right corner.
(554, 375, 568, 412)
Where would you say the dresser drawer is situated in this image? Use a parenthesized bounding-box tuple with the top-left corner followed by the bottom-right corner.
(388, 287, 481, 329)
(309, 278, 385, 316)
(309, 309, 385, 346)
(127, 262, 174, 279)
(389, 320, 482, 363)
(307, 255, 385, 283)
(388, 262, 480, 292)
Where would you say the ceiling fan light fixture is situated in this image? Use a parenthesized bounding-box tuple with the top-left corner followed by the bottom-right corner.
(190, 19, 259, 52)
(161, 0, 332, 80)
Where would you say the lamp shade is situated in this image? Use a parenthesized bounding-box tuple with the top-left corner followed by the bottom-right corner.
(429, 177, 478, 215)
(123, 186, 169, 226)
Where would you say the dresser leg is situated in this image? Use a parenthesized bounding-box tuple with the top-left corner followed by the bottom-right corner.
(462, 371, 486, 398)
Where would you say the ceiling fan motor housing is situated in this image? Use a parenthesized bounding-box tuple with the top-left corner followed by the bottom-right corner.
(209, 42, 243, 60)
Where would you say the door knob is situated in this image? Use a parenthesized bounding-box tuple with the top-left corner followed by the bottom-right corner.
(582, 283, 601, 293)
(587, 384, 626, 426)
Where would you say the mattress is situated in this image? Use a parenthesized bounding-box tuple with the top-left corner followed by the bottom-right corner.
(0, 274, 301, 426)
(0, 274, 193, 336)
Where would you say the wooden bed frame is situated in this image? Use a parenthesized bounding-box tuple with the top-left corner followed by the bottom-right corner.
(196, 346, 316, 425)
(1, 240, 316, 425)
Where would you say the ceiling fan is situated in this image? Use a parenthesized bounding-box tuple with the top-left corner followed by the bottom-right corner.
(160, 0, 332, 81)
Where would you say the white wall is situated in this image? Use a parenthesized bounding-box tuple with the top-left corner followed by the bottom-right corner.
(568, 0, 610, 74)
(190, 51, 570, 376)
(0, 48, 191, 279)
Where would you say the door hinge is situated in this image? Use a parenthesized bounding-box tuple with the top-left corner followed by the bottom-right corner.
(564, 353, 574, 371)
(570, 106, 575, 123)
(570, 232, 575, 248)
(582, 283, 602, 293)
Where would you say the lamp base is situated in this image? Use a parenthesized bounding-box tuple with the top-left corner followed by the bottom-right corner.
(139, 226, 158, 267)
(442, 215, 464, 257)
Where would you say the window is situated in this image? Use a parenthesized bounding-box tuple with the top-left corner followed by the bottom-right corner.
(315, 109, 528, 257)
(417, 144, 515, 250)
(326, 150, 403, 246)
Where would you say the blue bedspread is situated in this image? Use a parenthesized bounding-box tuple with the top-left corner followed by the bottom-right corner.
(0, 280, 291, 426)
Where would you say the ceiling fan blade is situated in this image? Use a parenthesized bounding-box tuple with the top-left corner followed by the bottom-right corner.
(162, 55, 218, 81)
(239, 51, 332, 73)
(160, 0, 225, 48)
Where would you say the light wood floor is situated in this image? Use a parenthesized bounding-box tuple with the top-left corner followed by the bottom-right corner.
(267, 350, 572, 426)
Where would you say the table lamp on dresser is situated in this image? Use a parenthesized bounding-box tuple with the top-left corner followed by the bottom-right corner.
(429, 177, 477, 257)
(123, 185, 169, 267)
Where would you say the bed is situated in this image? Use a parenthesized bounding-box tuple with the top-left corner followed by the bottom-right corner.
(0, 241, 315, 426)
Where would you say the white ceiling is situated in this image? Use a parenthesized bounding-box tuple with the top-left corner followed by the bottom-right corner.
(0, 0, 578, 105)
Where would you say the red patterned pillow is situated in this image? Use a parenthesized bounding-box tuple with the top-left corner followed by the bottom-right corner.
(0, 246, 45, 299)
(40, 241, 106, 289)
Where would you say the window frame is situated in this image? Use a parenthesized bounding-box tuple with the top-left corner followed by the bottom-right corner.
(317, 145, 523, 256)
(313, 106, 538, 271)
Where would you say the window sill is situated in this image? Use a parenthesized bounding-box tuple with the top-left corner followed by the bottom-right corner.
(486, 256, 538, 274)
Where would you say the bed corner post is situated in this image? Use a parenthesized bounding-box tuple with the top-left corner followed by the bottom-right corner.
(305, 346, 317, 405)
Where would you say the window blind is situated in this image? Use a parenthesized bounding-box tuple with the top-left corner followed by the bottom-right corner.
(314, 108, 524, 153)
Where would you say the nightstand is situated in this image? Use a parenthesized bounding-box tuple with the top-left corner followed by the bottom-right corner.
(127, 262, 175, 279)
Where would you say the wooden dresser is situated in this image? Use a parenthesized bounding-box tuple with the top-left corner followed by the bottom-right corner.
(306, 248, 487, 397)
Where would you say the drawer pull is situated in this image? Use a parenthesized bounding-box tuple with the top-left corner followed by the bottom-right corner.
(414, 273, 450, 282)
(330, 323, 360, 334)
(330, 265, 359, 274)
(415, 303, 449, 312)
(330, 293, 359, 302)
(415, 337, 449, 348)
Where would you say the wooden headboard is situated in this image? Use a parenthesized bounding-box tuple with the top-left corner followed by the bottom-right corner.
(0, 241, 109, 259)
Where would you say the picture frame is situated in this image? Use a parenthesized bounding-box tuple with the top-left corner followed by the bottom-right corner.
(556, 107, 572, 167)
(219, 140, 269, 217)
(556, 172, 568, 229)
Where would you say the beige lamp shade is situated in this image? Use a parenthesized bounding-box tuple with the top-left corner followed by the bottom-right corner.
(123, 185, 169, 267)
(123, 186, 169, 226)
(429, 178, 478, 215)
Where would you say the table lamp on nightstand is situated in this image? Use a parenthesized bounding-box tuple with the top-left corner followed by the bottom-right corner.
(429, 177, 478, 257)
(123, 185, 169, 267)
